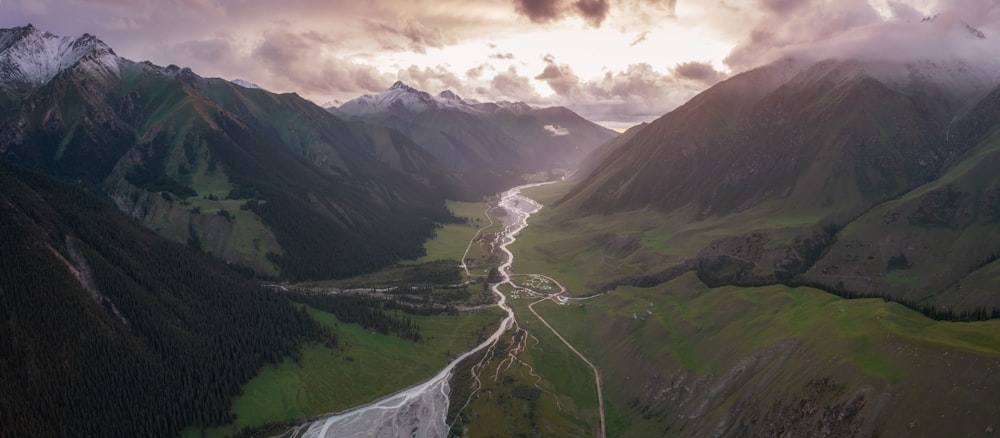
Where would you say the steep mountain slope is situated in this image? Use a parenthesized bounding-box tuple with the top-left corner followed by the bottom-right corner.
(0, 25, 462, 280)
(336, 82, 617, 182)
(561, 57, 993, 217)
(800, 83, 1000, 312)
(550, 54, 1000, 313)
(572, 121, 648, 180)
(0, 161, 325, 436)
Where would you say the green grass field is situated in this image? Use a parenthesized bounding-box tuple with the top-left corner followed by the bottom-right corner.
(139, 154, 284, 275)
(405, 200, 493, 264)
(529, 272, 1000, 436)
(186, 305, 503, 437)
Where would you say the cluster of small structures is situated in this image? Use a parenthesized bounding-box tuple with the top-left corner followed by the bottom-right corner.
(507, 274, 559, 300)
(633, 302, 655, 321)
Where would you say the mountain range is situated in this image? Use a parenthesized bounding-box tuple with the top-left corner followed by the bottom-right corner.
(334, 81, 617, 180)
(0, 25, 483, 280)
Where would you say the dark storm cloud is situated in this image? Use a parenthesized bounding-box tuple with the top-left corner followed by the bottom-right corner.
(575, 0, 610, 27)
(512, 0, 674, 28)
(514, 0, 563, 23)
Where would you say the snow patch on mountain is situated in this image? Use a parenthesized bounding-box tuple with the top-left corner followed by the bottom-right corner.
(231, 78, 261, 89)
(544, 125, 569, 136)
(0, 25, 120, 88)
(338, 81, 535, 116)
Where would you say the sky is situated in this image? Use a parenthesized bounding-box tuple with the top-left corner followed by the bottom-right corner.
(1, 0, 999, 129)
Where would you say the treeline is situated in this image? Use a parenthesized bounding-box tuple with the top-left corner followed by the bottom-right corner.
(596, 256, 999, 322)
(796, 280, 1000, 322)
(714, 274, 1000, 322)
(0, 162, 330, 437)
(289, 293, 423, 341)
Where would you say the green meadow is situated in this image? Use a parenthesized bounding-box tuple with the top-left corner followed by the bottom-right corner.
(406, 200, 495, 265)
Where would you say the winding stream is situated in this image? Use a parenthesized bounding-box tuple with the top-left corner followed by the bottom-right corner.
(298, 182, 551, 438)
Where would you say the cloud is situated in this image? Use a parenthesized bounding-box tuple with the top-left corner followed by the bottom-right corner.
(886, 1, 922, 21)
(563, 61, 727, 126)
(513, 0, 563, 23)
(724, 0, 1000, 72)
(365, 18, 450, 54)
(758, 0, 804, 14)
(535, 54, 581, 97)
(465, 63, 494, 79)
(396, 64, 468, 94)
(246, 29, 391, 95)
(512, 0, 673, 28)
(544, 124, 570, 135)
(629, 30, 650, 46)
(724, 0, 882, 70)
(489, 52, 515, 59)
(672, 61, 726, 85)
(574, 0, 610, 27)
(491, 66, 542, 102)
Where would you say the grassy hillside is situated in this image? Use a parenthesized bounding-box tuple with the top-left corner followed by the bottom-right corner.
(801, 109, 1000, 311)
(503, 178, 1000, 436)
(532, 272, 1000, 437)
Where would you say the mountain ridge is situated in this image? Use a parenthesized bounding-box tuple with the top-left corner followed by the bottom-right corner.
(0, 24, 119, 91)
(335, 81, 617, 177)
(0, 25, 463, 281)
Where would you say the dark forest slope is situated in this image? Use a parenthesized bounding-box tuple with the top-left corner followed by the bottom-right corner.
(0, 161, 327, 436)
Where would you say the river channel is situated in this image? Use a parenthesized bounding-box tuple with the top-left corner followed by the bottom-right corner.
(297, 182, 551, 438)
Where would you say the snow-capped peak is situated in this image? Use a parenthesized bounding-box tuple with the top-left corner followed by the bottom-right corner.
(338, 81, 534, 117)
(389, 80, 418, 93)
(0, 24, 120, 88)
